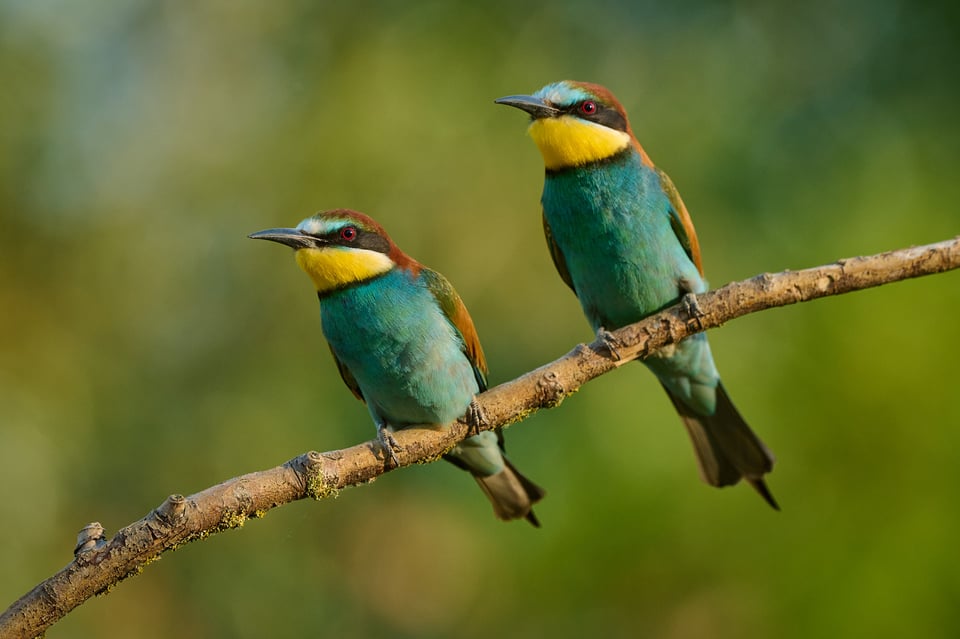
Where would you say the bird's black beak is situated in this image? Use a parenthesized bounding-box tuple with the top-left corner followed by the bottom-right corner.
(494, 94, 560, 119)
(248, 228, 320, 250)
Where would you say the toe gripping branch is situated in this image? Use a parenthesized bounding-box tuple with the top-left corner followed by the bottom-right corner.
(376, 422, 402, 466)
(681, 292, 706, 330)
(465, 398, 489, 437)
(595, 326, 624, 361)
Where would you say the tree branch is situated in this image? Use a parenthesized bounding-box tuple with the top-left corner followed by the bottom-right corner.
(3, 237, 958, 638)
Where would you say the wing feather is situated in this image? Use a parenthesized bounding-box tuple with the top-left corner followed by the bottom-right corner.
(421, 268, 488, 392)
(655, 167, 704, 275)
(543, 213, 577, 293)
(328, 344, 364, 402)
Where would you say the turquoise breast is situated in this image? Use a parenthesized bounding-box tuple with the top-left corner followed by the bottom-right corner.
(542, 149, 705, 331)
(319, 268, 478, 428)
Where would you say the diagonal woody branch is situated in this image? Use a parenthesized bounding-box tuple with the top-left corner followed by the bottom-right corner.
(2, 237, 959, 639)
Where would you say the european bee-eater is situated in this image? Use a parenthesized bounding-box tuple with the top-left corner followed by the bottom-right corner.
(250, 209, 544, 524)
(496, 81, 777, 508)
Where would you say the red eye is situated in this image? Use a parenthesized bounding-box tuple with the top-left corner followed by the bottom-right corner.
(579, 100, 597, 115)
(340, 226, 357, 241)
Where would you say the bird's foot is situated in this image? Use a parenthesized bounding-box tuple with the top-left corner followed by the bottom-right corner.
(596, 326, 623, 361)
(682, 293, 706, 330)
(377, 424, 402, 466)
(465, 397, 489, 437)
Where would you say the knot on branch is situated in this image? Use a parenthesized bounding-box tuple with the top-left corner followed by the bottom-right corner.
(813, 272, 836, 294)
(536, 371, 566, 407)
(155, 494, 187, 526)
(755, 272, 777, 291)
(73, 522, 106, 558)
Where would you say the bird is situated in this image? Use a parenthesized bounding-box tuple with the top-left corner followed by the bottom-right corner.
(496, 81, 778, 509)
(250, 209, 545, 524)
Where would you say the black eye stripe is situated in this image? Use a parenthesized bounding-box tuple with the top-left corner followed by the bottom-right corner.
(309, 227, 391, 254)
(565, 101, 629, 133)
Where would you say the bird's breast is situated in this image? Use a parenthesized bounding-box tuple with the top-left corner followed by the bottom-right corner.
(320, 271, 478, 426)
(542, 157, 704, 329)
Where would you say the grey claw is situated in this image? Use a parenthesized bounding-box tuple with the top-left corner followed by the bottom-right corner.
(465, 398, 489, 436)
(596, 326, 623, 361)
(377, 425, 402, 466)
(682, 292, 705, 329)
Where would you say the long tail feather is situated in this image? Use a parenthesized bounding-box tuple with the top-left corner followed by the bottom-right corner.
(444, 436, 546, 526)
(471, 458, 546, 528)
(472, 458, 546, 526)
(664, 382, 778, 509)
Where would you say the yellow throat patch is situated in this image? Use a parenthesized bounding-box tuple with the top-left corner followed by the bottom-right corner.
(528, 115, 632, 170)
(295, 246, 394, 293)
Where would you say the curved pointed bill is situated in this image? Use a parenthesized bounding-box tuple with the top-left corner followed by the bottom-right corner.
(494, 94, 560, 119)
(248, 227, 320, 250)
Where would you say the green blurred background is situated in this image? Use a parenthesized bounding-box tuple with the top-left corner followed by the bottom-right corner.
(2, 1, 959, 637)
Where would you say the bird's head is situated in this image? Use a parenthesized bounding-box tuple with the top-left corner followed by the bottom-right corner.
(250, 209, 411, 295)
(496, 80, 651, 170)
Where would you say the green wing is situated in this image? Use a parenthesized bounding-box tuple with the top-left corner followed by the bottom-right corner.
(543, 212, 577, 293)
(656, 167, 704, 275)
(329, 344, 364, 402)
(421, 267, 488, 392)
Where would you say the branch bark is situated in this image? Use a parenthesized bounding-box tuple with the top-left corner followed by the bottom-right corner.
(3, 237, 959, 638)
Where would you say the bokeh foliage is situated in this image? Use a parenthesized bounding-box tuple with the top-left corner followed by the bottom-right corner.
(1, 1, 959, 637)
